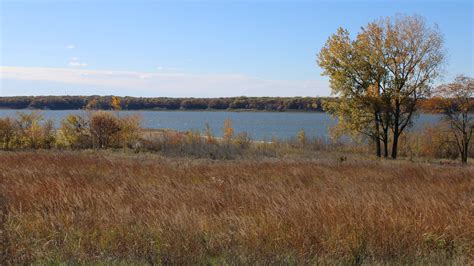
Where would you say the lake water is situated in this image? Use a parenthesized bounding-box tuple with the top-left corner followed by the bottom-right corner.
(0, 110, 442, 140)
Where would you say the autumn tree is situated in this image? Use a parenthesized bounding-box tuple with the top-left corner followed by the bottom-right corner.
(111, 96, 122, 111)
(15, 111, 45, 149)
(90, 111, 121, 149)
(324, 97, 390, 157)
(431, 75, 473, 163)
(319, 28, 390, 157)
(85, 98, 99, 110)
(319, 15, 445, 159)
(371, 15, 445, 158)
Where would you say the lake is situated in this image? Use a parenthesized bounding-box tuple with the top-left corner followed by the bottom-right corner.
(0, 110, 443, 140)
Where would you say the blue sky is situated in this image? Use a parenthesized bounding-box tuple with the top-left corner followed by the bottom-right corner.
(1, 0, 473, 97)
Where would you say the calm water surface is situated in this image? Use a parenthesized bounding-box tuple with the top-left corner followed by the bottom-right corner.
(0, 110, 442, 140)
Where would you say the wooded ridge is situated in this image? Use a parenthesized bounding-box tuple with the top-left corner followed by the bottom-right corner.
(0, 95, 441, 112)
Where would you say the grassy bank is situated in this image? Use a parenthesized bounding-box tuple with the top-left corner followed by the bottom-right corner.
(1, 150, 472, 264)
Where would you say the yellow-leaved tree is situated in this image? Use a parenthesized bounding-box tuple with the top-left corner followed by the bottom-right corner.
(318, 15, 445, 159)
(111, 96, 122, 111)
(222, 119, 234, 143)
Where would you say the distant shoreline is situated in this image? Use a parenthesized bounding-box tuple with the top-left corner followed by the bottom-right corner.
(0, 107, 326, 113)
(0, 95, 327, 112)
(0, 108, 444, 114)
(0, 95, 442, 113)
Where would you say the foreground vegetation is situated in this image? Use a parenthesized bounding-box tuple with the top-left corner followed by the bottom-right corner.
(1, 108, 471, 264)
(1, 151, 472, 264)
(0, 110, 472, 162)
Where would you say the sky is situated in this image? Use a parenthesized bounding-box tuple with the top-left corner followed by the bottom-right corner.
(0, 0, 473, 97)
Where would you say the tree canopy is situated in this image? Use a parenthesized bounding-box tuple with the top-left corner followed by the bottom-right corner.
(318, 14, 445, 158)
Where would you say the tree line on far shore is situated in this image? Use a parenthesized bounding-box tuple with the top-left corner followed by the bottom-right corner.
(0, 95, 455, 113)
(0, 96, 327, 112)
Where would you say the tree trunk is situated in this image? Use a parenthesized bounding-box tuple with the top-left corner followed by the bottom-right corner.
(391, 100, 400, 159)
(382, 126, 389, 158)
(462, 141, 468, 164)
(391, 133, 399, 159)
(374, 112, 381, 157)
(376, 138, 381, 157)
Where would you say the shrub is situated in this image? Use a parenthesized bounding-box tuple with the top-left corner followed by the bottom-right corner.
(399, 123, 467, 160)
(0, 112, 58, 150)
(90, 111, 121, 149)
(204, 123, 215, 144)
(233, 132, 251, 149)
(118, 114, 141, 149)
(41, 119, 56, 149)
(14, 112, 48, 149)
(58, 114, 91, 149)
(185, 129, 202, 146)
(297, 128, 307, 147)
(162, 130, 185, 151)
(0, 117, 16, 150)
(222, 119, 234, 142)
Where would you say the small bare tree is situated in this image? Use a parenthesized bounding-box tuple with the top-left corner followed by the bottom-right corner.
(433, 75, 473, 163)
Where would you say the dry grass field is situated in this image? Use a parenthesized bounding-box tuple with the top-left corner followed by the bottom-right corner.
(1, 150, 473, 264)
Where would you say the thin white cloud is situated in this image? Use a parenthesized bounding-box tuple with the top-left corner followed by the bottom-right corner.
(69, 62, 88, 67)
(66, 44, 75, 49)
(68, 57, 88, 67)
(157, 66, 180, 72)
(0, 66, 330, 97)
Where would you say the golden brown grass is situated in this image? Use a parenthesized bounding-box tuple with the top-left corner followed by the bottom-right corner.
(1, 151, 473, 264)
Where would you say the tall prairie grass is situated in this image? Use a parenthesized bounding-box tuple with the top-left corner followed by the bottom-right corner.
(1, 151, 472, 264)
